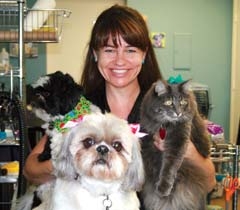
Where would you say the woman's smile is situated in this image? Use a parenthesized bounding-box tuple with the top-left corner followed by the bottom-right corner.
(95, 35, 146, 88)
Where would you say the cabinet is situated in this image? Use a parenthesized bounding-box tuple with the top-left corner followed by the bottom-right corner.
(0, 1, 71, 209)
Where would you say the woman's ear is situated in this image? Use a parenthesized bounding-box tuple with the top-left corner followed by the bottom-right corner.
(93, 50, 98, 62)
(142, 51, 147, 64)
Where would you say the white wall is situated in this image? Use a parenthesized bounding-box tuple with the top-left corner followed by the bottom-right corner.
(46, 0, 125, 82)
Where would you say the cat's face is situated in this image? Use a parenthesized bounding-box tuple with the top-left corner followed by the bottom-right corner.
(141, 80, 197, 127)
(154, 80, 194, 123)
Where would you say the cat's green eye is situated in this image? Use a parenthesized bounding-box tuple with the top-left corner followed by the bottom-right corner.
(164, 100, 172, 106)
(180, 100, 188, 106)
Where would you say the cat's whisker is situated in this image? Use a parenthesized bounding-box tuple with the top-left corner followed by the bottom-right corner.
(177, 113, 182, 117)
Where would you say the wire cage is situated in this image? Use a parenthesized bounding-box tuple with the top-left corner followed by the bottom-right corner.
(0, 3, 71, 43)
(191, 82, 211, 119)
(0, 2, 70, 210)
(0, 92, 28, 210)
(193, 89, 210, 118)
(0, 177, 18, 210)
(210, 144, 240, 210)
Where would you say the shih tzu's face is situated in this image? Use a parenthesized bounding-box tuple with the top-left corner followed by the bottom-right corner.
(70, 129, 130, 181)
(53, 112, 144, 191)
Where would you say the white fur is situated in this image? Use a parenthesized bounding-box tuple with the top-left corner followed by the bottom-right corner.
(15, 112, 144, 210)
(50, 179, 140, 210)
(31, 76, 50, 88)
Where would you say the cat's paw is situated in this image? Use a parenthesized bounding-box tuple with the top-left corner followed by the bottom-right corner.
(155, 179, 174, 197)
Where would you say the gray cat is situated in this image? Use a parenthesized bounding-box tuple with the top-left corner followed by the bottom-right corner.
(140, 79, 210, 210)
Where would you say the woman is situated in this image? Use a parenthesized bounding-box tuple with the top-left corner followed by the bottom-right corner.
(81, 3, 215, 193)
(24, 3, 215, 205)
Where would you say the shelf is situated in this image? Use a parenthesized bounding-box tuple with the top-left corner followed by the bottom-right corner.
(0, 139, 19, 146)
(0, 5, 71, 43)
(0, 161, 18, 183)
(211, 144, 240, 160)
(0, 67, 20, 77)
(0, 2, 71, 203)
(0, 175, 17, 184)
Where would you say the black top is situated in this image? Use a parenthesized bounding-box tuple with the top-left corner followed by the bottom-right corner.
(86, 88, 146, 124)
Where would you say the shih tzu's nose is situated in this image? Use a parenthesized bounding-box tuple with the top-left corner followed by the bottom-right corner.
(96, 145, 109, 155)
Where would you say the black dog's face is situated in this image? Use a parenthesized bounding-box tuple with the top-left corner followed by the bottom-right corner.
(27, 71, 84, 122)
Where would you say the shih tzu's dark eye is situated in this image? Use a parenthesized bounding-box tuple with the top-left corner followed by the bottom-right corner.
(112, 141, 123, 152)
(83, 137, 95, 149)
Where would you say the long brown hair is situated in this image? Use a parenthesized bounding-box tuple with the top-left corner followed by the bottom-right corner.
(80, 4, 162, 95)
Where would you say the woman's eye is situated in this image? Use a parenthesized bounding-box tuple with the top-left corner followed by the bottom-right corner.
(126, 49, 136, 53)
(112, 141, 123, 152)
(83, 138, 95, 149)
(164, 100, 172, 106)
(105, 49, 113, 53)
(104, 47, 115, 53)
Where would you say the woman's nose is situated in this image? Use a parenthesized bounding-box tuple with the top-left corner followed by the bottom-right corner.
(115, 51, 125, 65)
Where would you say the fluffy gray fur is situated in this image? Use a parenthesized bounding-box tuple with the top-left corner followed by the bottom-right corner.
(140, 79, 211, 210)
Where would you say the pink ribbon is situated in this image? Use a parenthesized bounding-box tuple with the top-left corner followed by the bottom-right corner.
(129, 123, 148, 138)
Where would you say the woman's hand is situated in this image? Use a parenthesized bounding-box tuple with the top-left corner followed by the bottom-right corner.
(23, 135, 55, 185)
(153, 133, 165, 151)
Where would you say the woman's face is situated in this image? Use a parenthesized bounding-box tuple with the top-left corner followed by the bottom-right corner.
(94, 35, 146, 89)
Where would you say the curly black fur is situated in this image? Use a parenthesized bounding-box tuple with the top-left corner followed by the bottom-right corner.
(27, 71, 85, 161)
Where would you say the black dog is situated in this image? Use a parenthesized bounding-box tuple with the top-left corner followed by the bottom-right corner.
(27, 71, 87, 161)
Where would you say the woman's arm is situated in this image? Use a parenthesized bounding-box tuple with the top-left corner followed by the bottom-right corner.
(184, 141, 216, 192)
(23, 135, 55, 185)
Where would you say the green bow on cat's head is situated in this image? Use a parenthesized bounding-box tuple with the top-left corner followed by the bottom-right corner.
(167, 75, 184, 84)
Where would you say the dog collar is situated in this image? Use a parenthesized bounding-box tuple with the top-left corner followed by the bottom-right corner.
(53, 96, 91, 133)
(103, 195, 112, 210)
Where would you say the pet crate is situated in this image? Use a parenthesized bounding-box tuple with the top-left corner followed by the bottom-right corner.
(191, 82, 211, 119)
(193, 89, 210, 118)
(0, 4, 71, 43)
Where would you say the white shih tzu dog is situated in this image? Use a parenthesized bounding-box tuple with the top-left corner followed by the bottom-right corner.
(16, 112, 144, 210)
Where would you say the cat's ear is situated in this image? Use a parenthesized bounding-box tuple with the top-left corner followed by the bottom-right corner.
(181, 79, 192, 92)
(155, 80, 167, 96)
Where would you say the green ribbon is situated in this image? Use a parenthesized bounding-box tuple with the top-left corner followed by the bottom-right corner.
(53, 96, 91, 133)
(167, 74, 184, 84)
